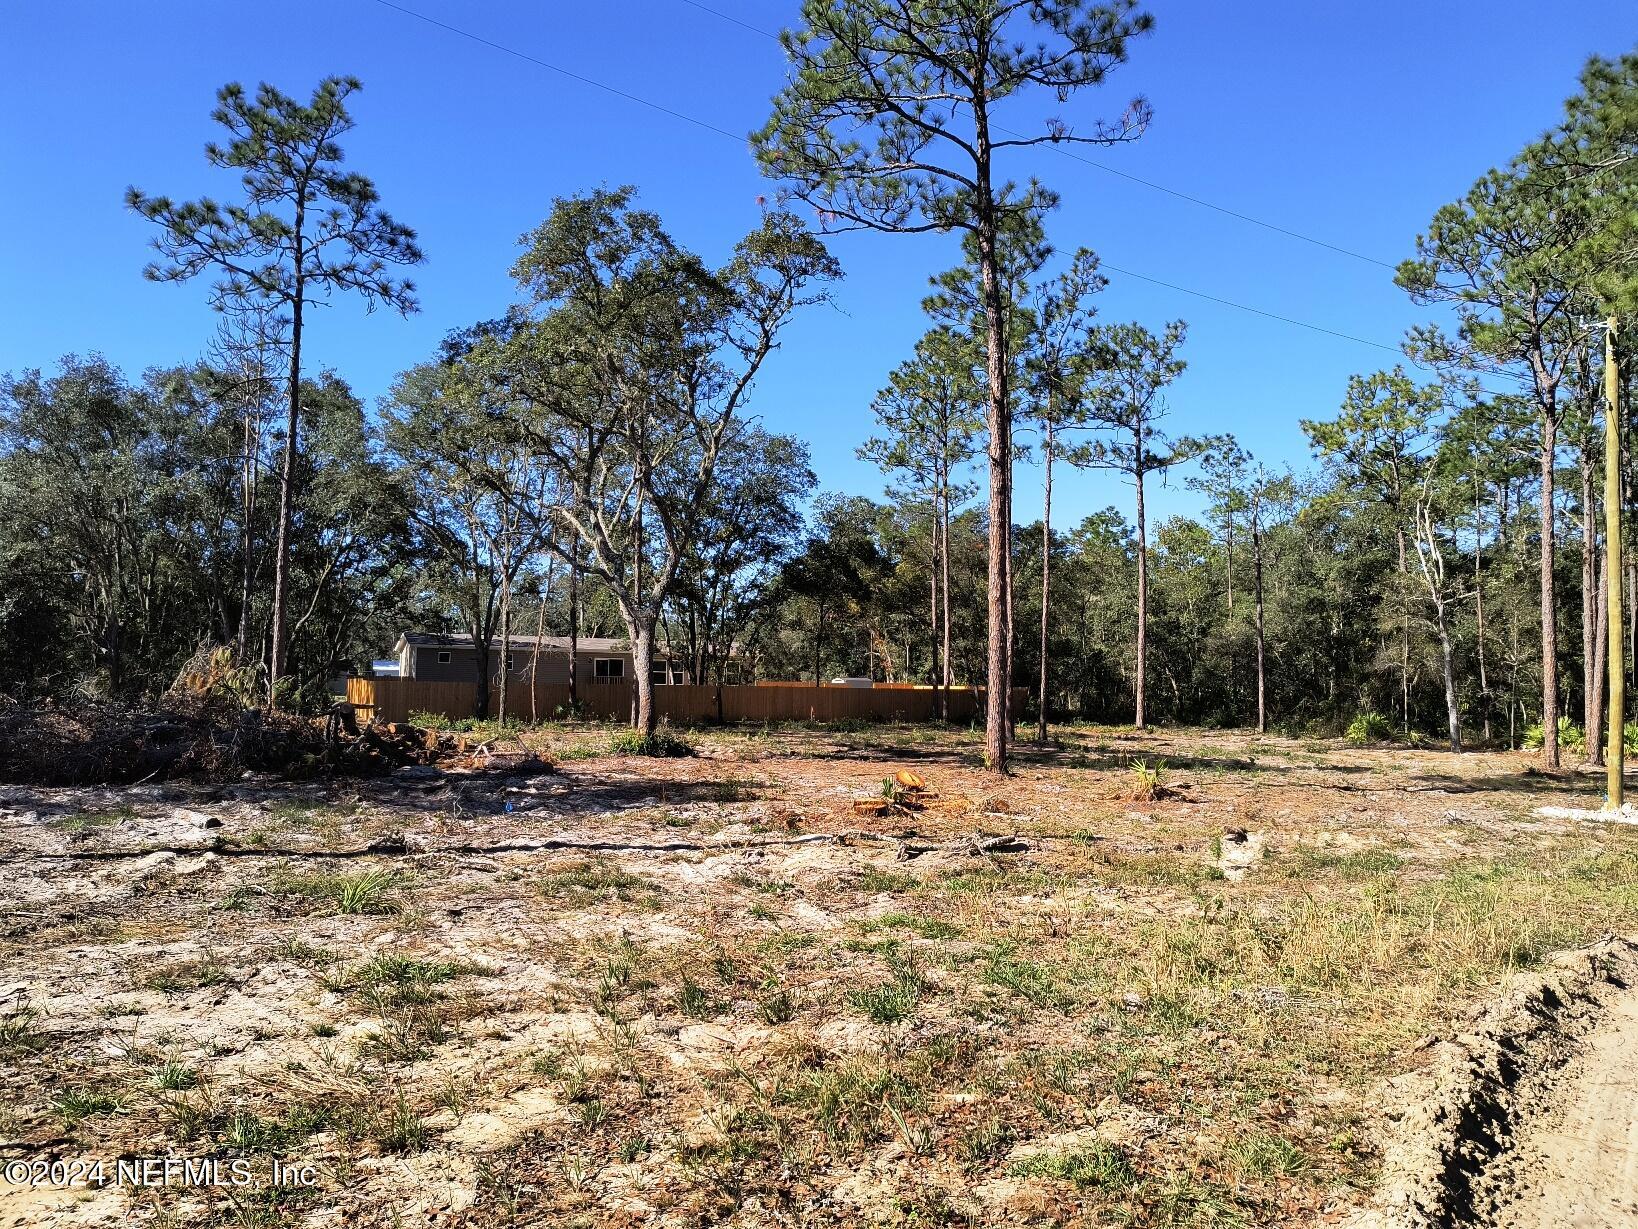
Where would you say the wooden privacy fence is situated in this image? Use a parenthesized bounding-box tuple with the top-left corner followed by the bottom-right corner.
(346, 677, 1026, 726)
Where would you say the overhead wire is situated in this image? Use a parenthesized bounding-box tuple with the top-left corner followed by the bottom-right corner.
(368, 0, 1451, 367)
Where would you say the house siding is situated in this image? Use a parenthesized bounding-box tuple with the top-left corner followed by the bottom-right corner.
(410, 645, 635, 685)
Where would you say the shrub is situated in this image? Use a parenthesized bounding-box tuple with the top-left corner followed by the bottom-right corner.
(1344, 712, 1395, 745)
(608, 728, 694, 757)
(1523, 715, 1586, 754)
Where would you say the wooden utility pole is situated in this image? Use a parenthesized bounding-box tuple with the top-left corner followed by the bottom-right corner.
(1605, 316, 1625, 807)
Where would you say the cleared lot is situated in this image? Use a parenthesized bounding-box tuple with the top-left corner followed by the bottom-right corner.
(3, 723, 1637, 1228)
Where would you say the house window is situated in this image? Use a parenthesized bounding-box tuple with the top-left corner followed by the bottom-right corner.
(650, 662, 672, 685)
(436, 651, 451, 664)
(505, 653, 515, 669)
(594, 658, 624, 680)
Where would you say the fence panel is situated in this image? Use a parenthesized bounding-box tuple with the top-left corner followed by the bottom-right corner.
(344, 677, 1025, 727)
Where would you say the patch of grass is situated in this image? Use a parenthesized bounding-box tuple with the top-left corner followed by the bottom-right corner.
(678, 977, 715, 1019)
(1227, 1131, 1311, 1178)
(984, 946, 1066, 1008)
(958, 1113, 1015, 1163)
(783, 1057, 923, 1148)
(540, 859, 655, 902)
(846, 960, 924, 1025)
(337, 870, 397, 915)
(853, 867, 919, 894)
(151, 1062, 198, 1090)
(219, 885, 258, 911)
(353, 953, 475, 995)
(51, 805, 135, 831)
(1008, 1141, 1136, 1190)
(1279, 845, 1403, 881)
(263, 799, 350, 827)
(862, 911, 962, 940)
(0, 998, 43, 1055)
(376, 1091, 428, 1153)
(1096, 852, 1225, 891)
(709, 776, 758, 801)
(53, 1087, 122, 1128)
(757, 977, 798, 1025)
(145, 955, 232, 994)
(268, 868, 399, 915)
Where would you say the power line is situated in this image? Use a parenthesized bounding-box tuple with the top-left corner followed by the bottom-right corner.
(1097, 261, 1402, 353)
(368, 0, 1415, 361)
(674, 0, 1398, 269)
(369, 0, 745, 142)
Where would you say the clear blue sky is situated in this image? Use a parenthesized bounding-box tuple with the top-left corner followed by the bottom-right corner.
(2, 2, 1631, 528)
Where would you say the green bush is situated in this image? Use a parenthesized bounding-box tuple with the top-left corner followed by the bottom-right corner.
(1344, 712, 1395, 745)
(608, 728, 694, 758)
(1523, 715, 1586, 754)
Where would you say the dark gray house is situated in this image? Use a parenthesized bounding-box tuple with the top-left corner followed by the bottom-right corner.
(390, 631, 699, 686)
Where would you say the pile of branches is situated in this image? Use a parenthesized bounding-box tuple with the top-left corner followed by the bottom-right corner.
(0, 692, 471, 784)
(0, 693, 328, 785)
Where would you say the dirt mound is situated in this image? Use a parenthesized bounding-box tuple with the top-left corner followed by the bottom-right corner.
(1348, 934, 1638, 1229)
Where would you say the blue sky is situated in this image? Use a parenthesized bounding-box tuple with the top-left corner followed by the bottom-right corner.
(2, 2, 1631, 529)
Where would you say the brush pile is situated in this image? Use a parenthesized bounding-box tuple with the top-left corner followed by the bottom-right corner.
(0, 696, 481, 785)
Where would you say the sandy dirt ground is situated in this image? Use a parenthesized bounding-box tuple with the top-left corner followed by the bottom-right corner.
(1478, 985, 1638, 1228)
(2, 722, 1637, 1228)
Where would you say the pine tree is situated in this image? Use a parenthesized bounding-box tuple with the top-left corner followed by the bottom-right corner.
(753, 0, 1153, 772)
(127, 77, 422, 705)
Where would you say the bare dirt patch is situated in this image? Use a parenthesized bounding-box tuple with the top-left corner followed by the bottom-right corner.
(2, 723, 1637, 1227)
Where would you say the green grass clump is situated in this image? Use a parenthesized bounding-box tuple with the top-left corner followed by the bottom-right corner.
(846, 960, 924, 1025)
(53, 1088, 122, 1128)
(1008, 1141, 1136, 1190)
(269, 868, 399, 915)
(152, 1062, 198, 1091)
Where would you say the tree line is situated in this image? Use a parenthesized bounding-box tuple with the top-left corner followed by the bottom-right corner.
(0, 6, 1632, 777)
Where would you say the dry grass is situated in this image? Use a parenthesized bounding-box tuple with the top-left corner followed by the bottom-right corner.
(3, 724, 1637, 1226)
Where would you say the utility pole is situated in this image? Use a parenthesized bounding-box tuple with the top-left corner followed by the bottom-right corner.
(1605, 316, 1624, 808)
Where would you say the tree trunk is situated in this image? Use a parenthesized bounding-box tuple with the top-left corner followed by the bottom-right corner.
(813, 599, 824, 685)
(1541, 409, 1561, 767)
(268, 259, 303, 707)
(1436, 611, 1462, 753)
(630, 613, 657, 736)
(568, 547, 580, 712)
(531, 578, 548, 724)
(1395, 526, 1410, 731)
(1134, 459, 1148, 729)
(1475, 483, 1490, 744)
(497, 544, 512, 726)
(237, 407, 257, 658)
(940, 483, 952, 720)
(1583, 455, 1598, 755)
(929, 506, 939, 692)
(1038, 420, 1052, 743)
(1253, 523, 1267, 734)
(1591, 557, 1608, 765)
(972, 122, 1010, 772)
(1606, 316, 1626, 804)
(473, 640, 491, 719)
